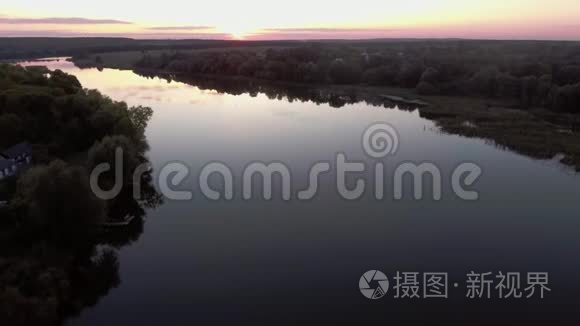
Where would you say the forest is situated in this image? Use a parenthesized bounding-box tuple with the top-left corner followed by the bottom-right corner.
(0, 63, 160, 325)
(129, 40, 580, 113)
(0, 37, 300, 60)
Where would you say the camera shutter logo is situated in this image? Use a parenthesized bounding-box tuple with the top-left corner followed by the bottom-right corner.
(359, 270, 389, 299)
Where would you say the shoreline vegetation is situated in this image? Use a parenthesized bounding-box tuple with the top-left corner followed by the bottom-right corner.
(70, 39, 580, 170)
(0, 63, 161, 325)
(159, 73, 580, 171)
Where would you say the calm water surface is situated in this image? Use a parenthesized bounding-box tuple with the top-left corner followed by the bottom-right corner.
(19, 59, 580, 324)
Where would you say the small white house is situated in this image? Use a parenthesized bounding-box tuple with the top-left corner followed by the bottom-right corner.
(0, 143, 32, 180)
(2, 143, 32, 163)
(0, 159, 16, 180)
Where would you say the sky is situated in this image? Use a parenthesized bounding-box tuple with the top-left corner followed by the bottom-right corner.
(1, 0, 580, 40)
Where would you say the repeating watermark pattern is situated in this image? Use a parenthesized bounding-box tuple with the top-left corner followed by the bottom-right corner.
(359, 270, 551, 300)
(90, 123, 483, 201)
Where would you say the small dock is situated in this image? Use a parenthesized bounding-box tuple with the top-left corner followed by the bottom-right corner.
(101, 215, 136, 227)
(381, 95, 429, 107)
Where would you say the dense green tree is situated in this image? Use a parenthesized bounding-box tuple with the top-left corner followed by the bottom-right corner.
(0, 114, 23, 147)
(469, 67, 498, 97)
(328, 59, 361, 84)
(13, 160, 106, 234)
(416, 81, 440, 95)
(87, 135, 142, 188)
(238, 58, 261, 77)
(420, 67, 440, 84)
(127, 105, 153, 135)
(397, 63, 424, 88)
(552, 83, 580, 113)
(49, 70, 81, 94)
(495, 73, 520, 99)
(520, 76, 539, 108)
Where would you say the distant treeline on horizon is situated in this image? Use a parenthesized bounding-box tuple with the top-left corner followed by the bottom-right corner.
(128, 40, 580, 113)
(1, 37, 579, 60)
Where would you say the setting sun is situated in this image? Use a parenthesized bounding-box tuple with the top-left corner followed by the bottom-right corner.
(217, 21, 261, 40)
(220, 28, 250, 40)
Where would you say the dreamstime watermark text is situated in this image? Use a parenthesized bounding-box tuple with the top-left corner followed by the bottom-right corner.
(90, 123, 483, 202)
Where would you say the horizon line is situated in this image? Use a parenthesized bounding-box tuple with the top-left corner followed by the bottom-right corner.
(1, 36, 580, 42)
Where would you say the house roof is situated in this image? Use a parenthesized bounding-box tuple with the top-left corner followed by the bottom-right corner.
(1, 142, 32, 159)
(0, 159, 13, 170)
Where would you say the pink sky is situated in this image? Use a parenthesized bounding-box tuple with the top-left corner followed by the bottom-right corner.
(1, 24, 579, 41)
(2, 1, 580, 40)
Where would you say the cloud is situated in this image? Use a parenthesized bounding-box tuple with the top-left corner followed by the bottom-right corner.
(251, 24, 580, 41)
(248, 27, 405, 40)
(0, 17, 132, 25)
(145, 26, 215, 31)
(262, 27, 399, 33)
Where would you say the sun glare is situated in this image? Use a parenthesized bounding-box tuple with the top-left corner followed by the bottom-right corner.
(229, 31, 247, 40)
(217, 22, 258, 40)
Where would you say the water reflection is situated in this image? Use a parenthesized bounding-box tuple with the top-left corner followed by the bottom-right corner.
(0, 191, 159, 325)
(134, 71, 580, 170)
(137, 70, 415, 109)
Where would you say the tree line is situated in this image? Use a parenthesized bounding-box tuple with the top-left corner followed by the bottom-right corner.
(134, 40, 580, 113)
(0, 38, 303, 60)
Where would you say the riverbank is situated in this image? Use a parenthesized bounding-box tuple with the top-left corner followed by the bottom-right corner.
(70, 51, 580, 171)
(137, 67, 580, 171)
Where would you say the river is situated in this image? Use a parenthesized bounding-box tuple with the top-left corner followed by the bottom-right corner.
(17, 58, 580, 324)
